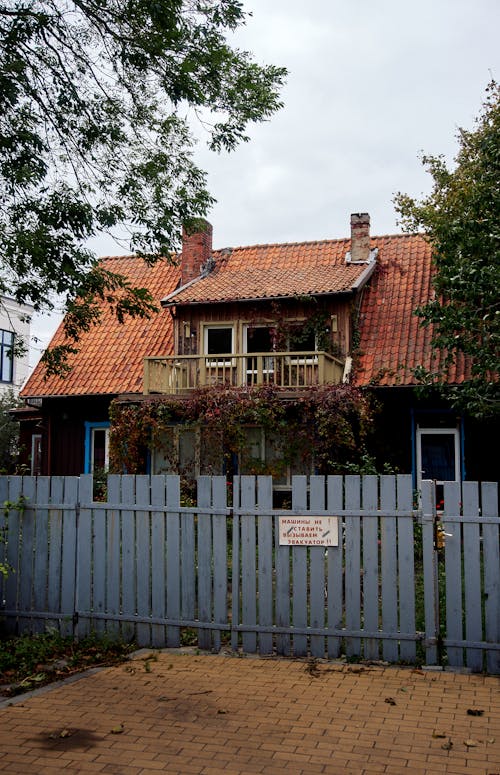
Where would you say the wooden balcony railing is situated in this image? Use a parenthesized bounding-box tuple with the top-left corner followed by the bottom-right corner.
(143, 352, 345, 395)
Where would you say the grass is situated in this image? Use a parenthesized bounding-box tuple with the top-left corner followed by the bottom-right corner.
(0, 630, 135, 697)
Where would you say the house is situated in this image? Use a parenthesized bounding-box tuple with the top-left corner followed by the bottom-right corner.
(18, 214, 499, 491)
(0, 295, 33, 398)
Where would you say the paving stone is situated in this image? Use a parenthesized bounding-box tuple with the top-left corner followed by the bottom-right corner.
(0, 654, 499, 774)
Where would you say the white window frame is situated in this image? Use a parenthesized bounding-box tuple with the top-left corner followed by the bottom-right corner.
(0, 329, 14, 383)
(416, 426, 460, 490)
(84, 423, 110, 474)
(243, 324, 275, 376)
(152, 426, 200, 477)
(203, 324, 235, 367)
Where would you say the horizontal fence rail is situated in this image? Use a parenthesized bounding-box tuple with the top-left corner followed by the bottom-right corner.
(0, 474, 498, 673)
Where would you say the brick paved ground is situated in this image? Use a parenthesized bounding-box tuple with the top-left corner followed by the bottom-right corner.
(0, 652, 499, 775)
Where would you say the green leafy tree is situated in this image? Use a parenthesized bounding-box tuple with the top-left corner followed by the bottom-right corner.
(0, 1, 286, 374)
(0, 388, 21, 472)
(395, 82, 500, 418)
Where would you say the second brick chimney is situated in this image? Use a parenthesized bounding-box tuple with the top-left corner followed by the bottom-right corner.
(348, 212, 371, 263)
(181, 219, 213, 286)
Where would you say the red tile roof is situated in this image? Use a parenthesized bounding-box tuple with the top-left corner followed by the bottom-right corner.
(23, 256, 180, 397)
(355, 233, 468, 386)
(165, 240, 371, 303)
(21, 231, 468, 398)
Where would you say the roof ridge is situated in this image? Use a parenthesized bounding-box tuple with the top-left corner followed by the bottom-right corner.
(212, 232, 418, 252)
(96, 233, 422, 261)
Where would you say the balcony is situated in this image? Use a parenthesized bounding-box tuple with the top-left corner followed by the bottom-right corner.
(143, 352, 345, 395)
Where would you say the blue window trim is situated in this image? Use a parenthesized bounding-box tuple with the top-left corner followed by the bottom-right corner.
(84, 421, 110, 474)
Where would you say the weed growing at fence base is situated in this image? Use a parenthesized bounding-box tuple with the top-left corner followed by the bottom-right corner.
(0, 631, 135, 696)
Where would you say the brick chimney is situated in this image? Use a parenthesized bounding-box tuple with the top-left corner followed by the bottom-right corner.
(181, 219, 213, 285)
(349, 213, 371, 263)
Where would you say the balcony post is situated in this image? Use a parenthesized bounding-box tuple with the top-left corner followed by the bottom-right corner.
(318, 353, 325, 385)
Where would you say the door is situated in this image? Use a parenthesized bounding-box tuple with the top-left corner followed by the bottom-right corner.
(244, 326, 274, 383)
(416, 426, 460, 506)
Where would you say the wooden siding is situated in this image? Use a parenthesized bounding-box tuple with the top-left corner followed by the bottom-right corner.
(173, 298, 353, 359)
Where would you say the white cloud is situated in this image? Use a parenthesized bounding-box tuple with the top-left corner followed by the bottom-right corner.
(32, 0, 500, 360)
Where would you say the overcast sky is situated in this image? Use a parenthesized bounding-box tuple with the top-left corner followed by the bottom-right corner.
(30, 0, 500, 366)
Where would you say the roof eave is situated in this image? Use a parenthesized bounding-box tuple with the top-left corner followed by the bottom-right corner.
(161, 289, 358, 307)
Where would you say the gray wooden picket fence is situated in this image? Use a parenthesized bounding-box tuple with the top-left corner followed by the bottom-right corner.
(1, 474, 499, 673)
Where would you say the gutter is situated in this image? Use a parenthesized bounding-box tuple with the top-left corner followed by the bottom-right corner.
(161, 274, 205, 307)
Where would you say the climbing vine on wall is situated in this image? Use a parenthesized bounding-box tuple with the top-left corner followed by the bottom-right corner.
(109, 384, 376, 478)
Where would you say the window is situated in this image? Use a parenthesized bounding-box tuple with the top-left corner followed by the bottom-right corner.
(0, 330, 14, 383)
(204, 325, 234, 366)
(288, 324, 317, 365)
(84, 422, 110, 474)
(288, 325, 316, 352)
(244, 326, 273, 353)
(238, 426, 313, 487)
(152, 427, 200, 477)
(31, 434, 42, 476)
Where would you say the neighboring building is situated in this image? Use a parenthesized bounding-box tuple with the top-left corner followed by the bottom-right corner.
(18, 214, 499, 489)
(0, 296, 33, 396)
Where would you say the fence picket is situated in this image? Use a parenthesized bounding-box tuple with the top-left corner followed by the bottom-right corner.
(33, 477, 50, 634)
(231, 476, 241, 652)
(212, 476, 227, 652)
(345, 475, 361, 657)
(292, 475, 308, 656)
(327, 475, 343, 658)
(120, 476, 136, 644)
(76, 475, 93, 639)
(106, 476, 122, 639)
(92, 481, 106, 636)
(181, 502, 196, 624)
(197, 476, 213, 650)
(443, 481, 463, 667)
(397, 475, 416, 663)
(381, 476, 398, 662)
(257, 477, 273, 655)
(241, 476, 257, 654)
(421, 480, 438, 666)
(462, 482, 483, 671)
(135, 475, 152, 647)
(150, 475, 166, 647)
(362, 475, 379, 660)
(166, 475, 181, 648)
(17, 477, 36, 630)
(309, 476, 326, 658)
(274, 492, 291, 656)
(60, 477, 79, 637)
(482, 482, 500, 674)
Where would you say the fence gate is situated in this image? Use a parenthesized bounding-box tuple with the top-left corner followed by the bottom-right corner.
(1, 474, 499, 673)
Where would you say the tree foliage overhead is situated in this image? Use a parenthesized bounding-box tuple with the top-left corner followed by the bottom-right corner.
(0, 1, 286, 373)
(395, 82, 500, 418)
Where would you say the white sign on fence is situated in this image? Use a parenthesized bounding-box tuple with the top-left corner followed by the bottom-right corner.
(279, 516, 339, 546)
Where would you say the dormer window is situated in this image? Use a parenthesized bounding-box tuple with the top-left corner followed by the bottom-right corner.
(204, 324, 234, 367)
